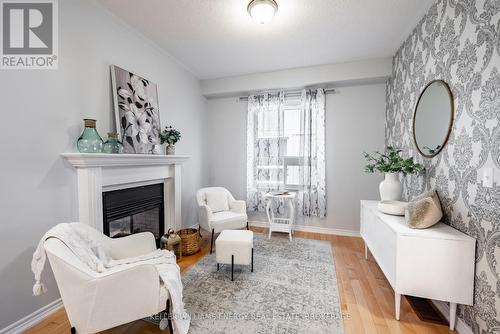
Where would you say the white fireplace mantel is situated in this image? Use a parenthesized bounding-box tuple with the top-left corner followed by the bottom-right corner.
(62, 153, 191, 234)
(62, 153, 191, 167)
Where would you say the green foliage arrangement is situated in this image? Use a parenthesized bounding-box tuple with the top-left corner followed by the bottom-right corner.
(159, 126, 181, 145)
(363, 146, 423, 176)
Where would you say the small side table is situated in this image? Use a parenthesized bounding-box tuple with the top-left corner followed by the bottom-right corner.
(264, 192, 296, 241)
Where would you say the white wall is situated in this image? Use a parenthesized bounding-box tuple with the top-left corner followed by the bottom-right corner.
(206, 83, 386, 232)
(206, 97, 248, 200)
(324, 84, 386, 231)
(201, 58, 392, 98)
(0, 0, 206, 329)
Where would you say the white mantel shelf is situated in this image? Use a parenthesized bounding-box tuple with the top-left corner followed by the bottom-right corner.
(62, 152, 190, 233)
(61, 153, 191, 168)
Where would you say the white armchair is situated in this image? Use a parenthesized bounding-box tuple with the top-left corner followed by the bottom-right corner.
(196, 187, 248, 254)
(44, 224, 172, 334)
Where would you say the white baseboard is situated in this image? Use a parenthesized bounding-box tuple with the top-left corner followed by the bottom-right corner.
(248, 220, 360, 237)
(0, 298, 63, 334)
(431, 300, 473, 334)
(190, 221, 360, 238)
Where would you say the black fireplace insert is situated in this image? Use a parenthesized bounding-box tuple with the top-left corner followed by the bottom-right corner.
(102, 183, 164, 246)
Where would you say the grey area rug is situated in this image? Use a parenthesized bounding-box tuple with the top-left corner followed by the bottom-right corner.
(181, 233, 345, 334)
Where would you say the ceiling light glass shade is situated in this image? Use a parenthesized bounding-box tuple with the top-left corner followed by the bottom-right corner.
(247, 0, 278, 25)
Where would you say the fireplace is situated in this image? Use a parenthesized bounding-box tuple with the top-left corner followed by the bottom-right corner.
(102, 183, 164, 246)
(62, 153, 189, 237)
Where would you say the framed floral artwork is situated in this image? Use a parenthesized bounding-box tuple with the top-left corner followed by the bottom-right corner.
(111, 65, 161, 154)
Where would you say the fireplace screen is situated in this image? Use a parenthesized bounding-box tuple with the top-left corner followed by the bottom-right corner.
(103, 183, 164, 245)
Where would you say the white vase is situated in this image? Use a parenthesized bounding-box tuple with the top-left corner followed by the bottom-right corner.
(165, 144, 175, 155)
(379, 173, 403, 201)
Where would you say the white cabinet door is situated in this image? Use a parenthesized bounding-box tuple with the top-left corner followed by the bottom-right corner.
(361, 205, 397, 287)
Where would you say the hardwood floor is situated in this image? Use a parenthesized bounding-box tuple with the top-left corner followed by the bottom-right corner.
(25, 228, 455, 334)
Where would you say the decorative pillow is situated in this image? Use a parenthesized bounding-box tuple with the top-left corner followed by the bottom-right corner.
(206, 190, 229, 213)
(405, 190, 443, 229)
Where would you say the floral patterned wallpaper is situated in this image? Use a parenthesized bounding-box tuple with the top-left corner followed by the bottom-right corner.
(385, 0, 499, 333)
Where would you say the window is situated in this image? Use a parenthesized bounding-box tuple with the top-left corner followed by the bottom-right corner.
(283, 98, 303, 190)
(247, 89, 326, 217)
(255, 96, 304, 190)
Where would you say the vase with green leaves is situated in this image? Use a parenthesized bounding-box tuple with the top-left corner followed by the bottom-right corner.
(159, 126, 181, 155)
(363, 146, 423, 201)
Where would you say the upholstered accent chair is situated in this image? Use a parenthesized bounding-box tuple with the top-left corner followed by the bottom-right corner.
(44, 225, 173, 333)
(196, 187, 248, 254)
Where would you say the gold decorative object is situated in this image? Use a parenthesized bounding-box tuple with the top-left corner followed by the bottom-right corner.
(160, 228, 182, 259)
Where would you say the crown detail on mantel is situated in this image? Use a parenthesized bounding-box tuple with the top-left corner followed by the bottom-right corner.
(61, 153, 191, 168)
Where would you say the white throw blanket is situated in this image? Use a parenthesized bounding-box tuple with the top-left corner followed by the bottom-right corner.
(31, 223, 190, 334)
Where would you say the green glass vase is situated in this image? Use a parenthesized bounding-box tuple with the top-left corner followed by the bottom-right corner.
(77, 119, 104, 153)
(103, 132, 124, 154)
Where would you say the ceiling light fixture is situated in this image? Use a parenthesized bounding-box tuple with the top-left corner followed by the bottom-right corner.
(247, 0, 278, 25)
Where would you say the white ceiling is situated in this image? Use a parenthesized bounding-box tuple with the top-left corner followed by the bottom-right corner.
(98, 0, 434, 80)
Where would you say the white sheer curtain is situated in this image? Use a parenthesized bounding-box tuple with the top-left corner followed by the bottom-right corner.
(246, 92, 285, 212)
(246, 89, 326, 218)
(298, 89, 327, 217)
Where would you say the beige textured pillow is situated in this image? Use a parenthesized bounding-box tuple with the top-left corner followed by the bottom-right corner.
(405, 190, 443, 229)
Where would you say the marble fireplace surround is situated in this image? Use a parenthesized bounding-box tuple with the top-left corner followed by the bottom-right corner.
(62, 153, 190, 234)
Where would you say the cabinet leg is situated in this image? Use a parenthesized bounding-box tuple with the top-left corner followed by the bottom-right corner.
(395, 293, 401, 321)
(449, 302, 457, 331)
(364, 243, 368, 260)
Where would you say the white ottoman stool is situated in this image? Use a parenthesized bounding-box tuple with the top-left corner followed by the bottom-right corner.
(215, 230, 254, 281)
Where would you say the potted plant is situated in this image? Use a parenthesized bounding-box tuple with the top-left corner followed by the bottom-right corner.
(159, 126, 181, 155)
(363, 146, 423, 201)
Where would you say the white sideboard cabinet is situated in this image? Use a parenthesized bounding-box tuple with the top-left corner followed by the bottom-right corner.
(360, 200, 475, 330)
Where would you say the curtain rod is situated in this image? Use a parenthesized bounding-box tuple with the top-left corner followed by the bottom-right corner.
(238, 88, 335, 101)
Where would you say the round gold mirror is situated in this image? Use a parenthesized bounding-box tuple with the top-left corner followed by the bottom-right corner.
(412, 80, 454, 158)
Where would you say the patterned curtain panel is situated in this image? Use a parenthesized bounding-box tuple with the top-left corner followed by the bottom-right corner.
(246, 89, 326, 218)
(246, 93, 285, 212)
(298, 89, 327, 217)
